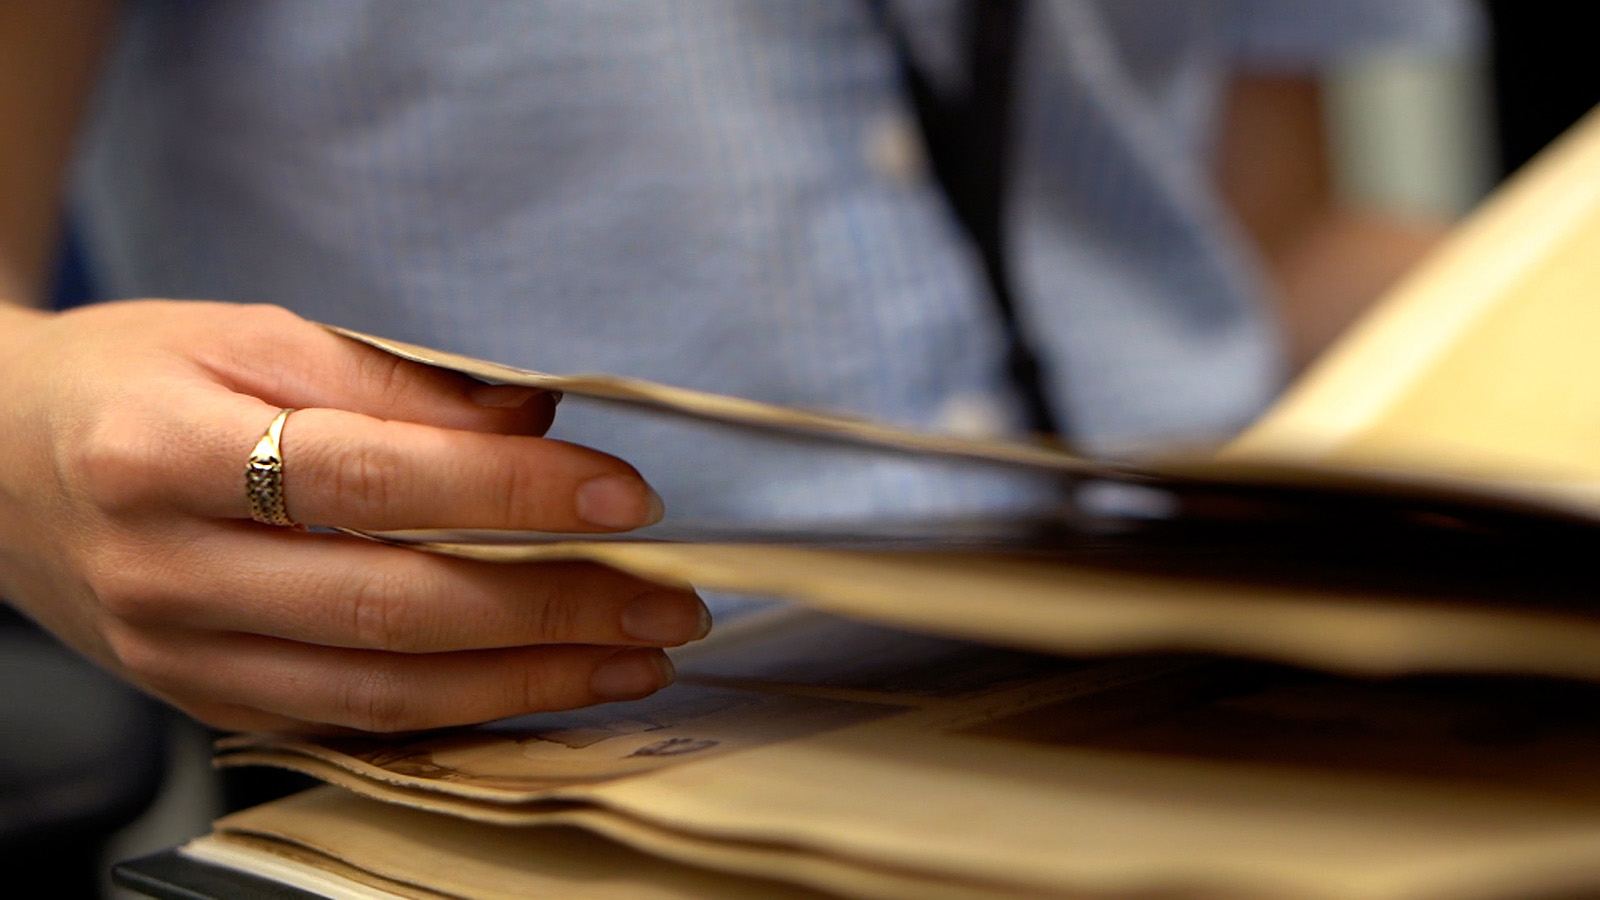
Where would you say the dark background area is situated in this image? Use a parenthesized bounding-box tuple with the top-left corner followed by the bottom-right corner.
(1486, 2, 1600, 179)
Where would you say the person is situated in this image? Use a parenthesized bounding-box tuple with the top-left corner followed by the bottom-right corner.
(0, 1, 1477, 736)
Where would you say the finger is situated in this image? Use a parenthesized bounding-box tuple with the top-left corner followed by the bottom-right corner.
(141, 525, 709, 652)
(113, 391, 663, 531)
(192, 303, 557, 436)
(141, 633, 676, 732)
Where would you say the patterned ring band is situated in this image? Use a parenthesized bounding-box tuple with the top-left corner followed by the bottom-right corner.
(245, 408, 298, 527)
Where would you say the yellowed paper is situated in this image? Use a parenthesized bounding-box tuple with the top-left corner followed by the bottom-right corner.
(206, 752, 1068, 896)
(208, 97, 1600, 900)
(331, 322, 1600, 527)
(329, 325, 1099, 476)
(183, 833, 438, 900)
(1227, 106, 1600, 498)
(208, 783, 1048, 900)
(195, 799, 839, 900)
(218, 611, 1600, 900)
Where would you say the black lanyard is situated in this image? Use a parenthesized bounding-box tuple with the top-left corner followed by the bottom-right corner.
(871, 0, 1062, 438)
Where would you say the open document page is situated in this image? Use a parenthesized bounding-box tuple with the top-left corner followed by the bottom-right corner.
(218, 609, 1600, 900)
(1224, 106, 1600, 498)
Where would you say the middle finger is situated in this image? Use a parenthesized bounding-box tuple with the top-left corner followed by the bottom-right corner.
(137, 524, 710, 652)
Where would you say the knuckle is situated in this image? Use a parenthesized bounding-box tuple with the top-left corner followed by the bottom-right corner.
(527, 591, 583, 643)
(514, 659, 561, 713)
(323, 436, 404, 522)
(347, 567, 427, 651)
(351, 349, 413, 403)
(87, 550, 179, 626)
(488, 456, 530, 528)
(239, 303, 305, 333)
(103, 626, 178, 688)
(204, 305, 316, 393)
(339, 664, 414, 733)
(494, 455, 560, 528)
(71, 411, 164, 513)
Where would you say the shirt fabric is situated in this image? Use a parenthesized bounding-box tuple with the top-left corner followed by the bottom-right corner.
(72, 0, 1477, 524)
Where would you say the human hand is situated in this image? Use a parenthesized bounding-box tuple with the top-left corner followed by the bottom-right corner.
(0, 300, 707, 733)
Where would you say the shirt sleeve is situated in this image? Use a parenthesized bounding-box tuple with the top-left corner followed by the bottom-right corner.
(1222, 0, 1486, 71)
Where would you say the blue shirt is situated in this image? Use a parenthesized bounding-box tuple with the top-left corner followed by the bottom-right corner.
(72, 0, 1477, 522)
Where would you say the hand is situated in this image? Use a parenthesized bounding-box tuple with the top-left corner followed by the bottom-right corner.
(0, 300, 708, 733)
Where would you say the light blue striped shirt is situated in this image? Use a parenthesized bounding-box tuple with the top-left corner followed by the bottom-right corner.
(72, 0, 1476, 523)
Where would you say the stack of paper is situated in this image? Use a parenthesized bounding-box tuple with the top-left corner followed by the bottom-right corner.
(200, 609, 1600, 900)
(166, 106, 1600, 899)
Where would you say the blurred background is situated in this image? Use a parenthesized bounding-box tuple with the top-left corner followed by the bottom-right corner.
(1322, 3, 1595, 220)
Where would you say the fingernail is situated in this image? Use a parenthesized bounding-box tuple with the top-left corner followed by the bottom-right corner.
(621, 592, 713, 645)
(575, 476, 665, 528)
(469, 383, 543, 408)
(590, 650, 675, 700)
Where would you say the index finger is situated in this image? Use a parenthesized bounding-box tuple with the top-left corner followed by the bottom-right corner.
(190, 304, 560, 437)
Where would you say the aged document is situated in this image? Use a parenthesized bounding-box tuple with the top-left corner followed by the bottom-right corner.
(219, 609, 1600, 900)
(201, 108, 1600, 900)
(202, 786, 1041, 900)
(1227, 106, 1600, 495)
(190, 800, 839, 900)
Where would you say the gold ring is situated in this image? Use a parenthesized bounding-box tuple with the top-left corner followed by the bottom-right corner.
(246, 408, 298, 527)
